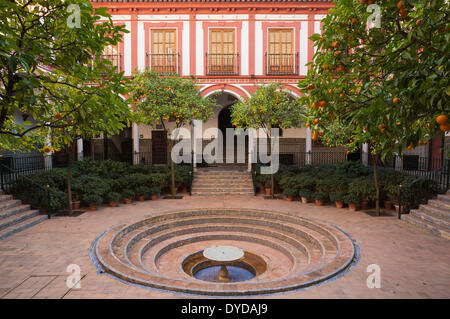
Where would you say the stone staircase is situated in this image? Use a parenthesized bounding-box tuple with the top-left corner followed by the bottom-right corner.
(0, 192, 47, 240)
(401, 190, 450, 240)
(191, 167, 254, 196)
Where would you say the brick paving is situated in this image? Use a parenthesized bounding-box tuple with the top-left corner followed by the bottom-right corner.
(0, 195, 449, 298)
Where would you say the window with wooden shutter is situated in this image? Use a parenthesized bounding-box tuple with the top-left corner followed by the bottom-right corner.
(101, 44, 121, 72)
(150, 29, 178, 73)
(267, 29, 296, 75)
(208, 29, 238, 75)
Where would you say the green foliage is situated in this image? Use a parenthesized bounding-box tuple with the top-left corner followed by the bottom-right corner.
(343, 193, 360, 205)
(106, 192, 121, 202)
(297, 175, 316, 190)
(136, 186, 150, 197)
(348, 177, 377, 201)
(329, 191, 346, 203)
(283, 188, 298, 197)
(313, 192, 328, 201)
(122, 189, 134, 199)
(149, 186, 161, 195)
(83, 194, 103, 206)
(298, 0, 449, 160)
(0, 0, 130, 151)
(298, 189, 314, 199)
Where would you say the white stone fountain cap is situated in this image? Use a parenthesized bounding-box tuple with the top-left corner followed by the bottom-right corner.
(203, 245, 244, 262)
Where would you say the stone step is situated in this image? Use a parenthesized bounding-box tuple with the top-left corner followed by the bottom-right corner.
(0, 195, 13, 202)
(192, 185, 253, 190)
(419, 204, 450, 221)
(0, 210, 40, 231)
(0, 199, 22, 212)
(0, 204, 31, 220)
(401, 214, 450, 240)
(191, 192, 254, 196)
(410, 210, 450, 230)
(437, 193, 450, 203)
(428, 199, 450, 211)
(0, 215, 47, 240)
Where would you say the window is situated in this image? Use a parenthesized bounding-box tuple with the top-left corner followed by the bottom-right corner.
(101, 44, 121, 72)
(207, 29, 238, 75)
(149, 29, 178, 73)
(266, 29, 296, 75)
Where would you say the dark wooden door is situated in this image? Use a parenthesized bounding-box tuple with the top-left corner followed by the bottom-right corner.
(152, 131, 167, 164)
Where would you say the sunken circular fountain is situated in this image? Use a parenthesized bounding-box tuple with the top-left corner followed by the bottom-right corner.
(90, 208, 358, 296)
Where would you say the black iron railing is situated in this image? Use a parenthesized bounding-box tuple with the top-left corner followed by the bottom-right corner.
(265, 53, 299, 75)
(99, 54, 122, 73)
(146, 53, 180, 74)
(398, 176, 437, 219)
(0, 162, 53, 219)
(206, 53, 239, 75)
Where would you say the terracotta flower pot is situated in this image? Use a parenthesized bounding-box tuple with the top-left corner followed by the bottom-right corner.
(265, 187, 272, 196)
(348, 203, 357, 211)
(301, 197, 308, 204)
(138, 195, 145, 201)
(89, 204, 97, 211)
(384, 200, 393, 210)
(72, 201, 81, 210)
(335, 201, 344, 209)
(123, 198, 132, 204)
(361, 200, 369, 210)
(315, 199, 324, 206)
(109, 201, 117, 207)
(259, 184, 265, 194)
(182, 186, 188, 193)
(151, 194, 158, 201)
(286, 195, 293, 202)
(394, 204, 400, 214)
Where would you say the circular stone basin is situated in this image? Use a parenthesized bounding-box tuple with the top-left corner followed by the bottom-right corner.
(91, 208, 359, 296)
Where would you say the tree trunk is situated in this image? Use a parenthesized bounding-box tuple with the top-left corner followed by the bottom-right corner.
(171, 156, 176, 198)
(372, 154, 381, 216)
(67, 145, 73, 216)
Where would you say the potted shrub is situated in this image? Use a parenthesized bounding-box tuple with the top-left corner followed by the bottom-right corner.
(329, 191, 346, 208)
(298, 189, 313, 204)
(255, 175, 266, 194)
(313, 192, 328, 206)
(344, 193, 360, 212)
(106, 192, 121, 207)
(136, 186, 150, 201)
(149, 186, 161, 200)
(384, 183, 400, 211)
(349, 177, 376, 210)
(83, 194, 102, 211)
(122, 189, 134, 204)
(283, 188, 297, 202)
(264, 179, 272, 196)
(72, 192, 81, 210)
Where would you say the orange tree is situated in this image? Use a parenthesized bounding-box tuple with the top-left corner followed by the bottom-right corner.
(298, 0, 449, 214)
(230, 83, 303, 197)
(129, 71, 215, 197)
(47, 79, 130, 215)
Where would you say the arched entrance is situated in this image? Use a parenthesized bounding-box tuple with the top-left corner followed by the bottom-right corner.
(216, 94, 247, 164)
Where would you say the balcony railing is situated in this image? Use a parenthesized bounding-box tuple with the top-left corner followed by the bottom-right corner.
(265, 53, 299, 75)
(206, 53, 239, 75)
(146, 53, 180, 74)
(99, 54, 122, 73)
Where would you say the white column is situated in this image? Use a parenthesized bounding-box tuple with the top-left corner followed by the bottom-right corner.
(248, 129, 255, 172)
(192, 120, 198, 170)
(305, 127, 312, 165)
(132, 122, 139, 165)
(77, 139, 83, 161)
(362, 143, 369, 165)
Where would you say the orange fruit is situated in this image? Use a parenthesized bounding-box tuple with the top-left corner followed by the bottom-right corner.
(313, 118, 319, 125)
(312, 102, 317, 109)
(351, 18, 358, 24)
(397, 1, 403, 9)
(331, 41, 340, 48)
(340, 93, 344, 98)
(319, 101, 326, 107)
(43, 146, 51, 153)
(416, 20, 422, 27)
(393, 97, 400, 103)
(305, 123, 310, 127)
(307, 84, 315, 90)
(407, 143, 414, 150)
(436, 114, 448, 125)
(440, 124, 450, 132)
(328, 89, 332, 93)
(336, 65, 345, 73)
(397, 122, 401, 126)
(55, 112, 62, 119)
(312, 132, 318, 141)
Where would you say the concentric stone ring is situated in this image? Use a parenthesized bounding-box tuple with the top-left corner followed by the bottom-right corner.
(90, 208, 358, 296)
